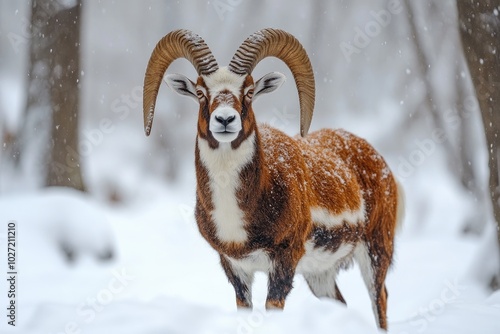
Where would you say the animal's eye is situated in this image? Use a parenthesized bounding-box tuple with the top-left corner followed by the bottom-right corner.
(196, 90, 205, 99)
(246, 89, 254, 99)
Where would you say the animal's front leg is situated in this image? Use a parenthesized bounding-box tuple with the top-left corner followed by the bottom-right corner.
(265, 250, 297, 310)
(220, 255, 254, 309)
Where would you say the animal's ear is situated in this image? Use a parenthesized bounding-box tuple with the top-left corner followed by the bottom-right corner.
(253, 72, 286, 101)
(164, 74, 198, 102)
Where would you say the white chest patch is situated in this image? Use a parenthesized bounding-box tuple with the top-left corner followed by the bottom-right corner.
(198, 133, 256, 243)
(310, 199, 365, 228)
(296, 241, 354, 274)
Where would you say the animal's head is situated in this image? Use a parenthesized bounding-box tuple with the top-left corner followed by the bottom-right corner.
(143, 28, 315, 148)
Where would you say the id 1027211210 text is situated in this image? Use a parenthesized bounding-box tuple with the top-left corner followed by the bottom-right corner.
(6, 220, 17, 327)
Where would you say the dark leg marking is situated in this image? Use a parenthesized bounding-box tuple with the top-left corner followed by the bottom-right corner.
(220, 254, 254, 308)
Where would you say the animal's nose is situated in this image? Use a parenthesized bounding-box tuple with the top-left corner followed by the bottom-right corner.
(215, 115, 236, 127)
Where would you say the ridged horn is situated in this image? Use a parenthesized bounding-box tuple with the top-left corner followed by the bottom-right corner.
(143, 29, 218, 136)
(228, 28, 315, 137)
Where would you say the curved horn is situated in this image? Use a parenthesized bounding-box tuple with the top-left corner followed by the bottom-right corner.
(143, 29, 218, 136)
(228, 28, 315, 137)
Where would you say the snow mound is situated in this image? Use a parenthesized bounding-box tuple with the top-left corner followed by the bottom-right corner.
(0, 187, 115, 262)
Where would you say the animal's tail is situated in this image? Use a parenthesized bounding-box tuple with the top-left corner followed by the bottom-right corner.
(395, 180, 405, 231)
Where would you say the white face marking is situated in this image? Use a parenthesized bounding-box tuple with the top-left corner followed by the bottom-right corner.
(296, 241, 354, 274)
(202, 67, 247, 143)
(201, 67, 246, 104)
(209, 106, 242, 142)
(310, 200, 365, 228)
(197, 133, 256, 243)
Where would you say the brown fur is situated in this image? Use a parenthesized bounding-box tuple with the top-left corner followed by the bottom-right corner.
(192, 76, 399, 330)
(143, 28, 399, 330)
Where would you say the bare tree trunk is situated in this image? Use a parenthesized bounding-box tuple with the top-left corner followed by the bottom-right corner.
(455, 56, 489, 234)
(456, 62, 477, 192)
(14, 0, 85, 190)
(44, 0, 85, 190)
(457, 0, 500, 287)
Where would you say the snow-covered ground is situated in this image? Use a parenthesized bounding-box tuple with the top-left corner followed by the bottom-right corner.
(1, 0, 500, 333)
(0, 180, 499, 334)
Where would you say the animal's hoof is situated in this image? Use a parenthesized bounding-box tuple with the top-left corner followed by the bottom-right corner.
(265, 300, 284, 310)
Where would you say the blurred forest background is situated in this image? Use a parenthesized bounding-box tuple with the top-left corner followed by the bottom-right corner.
(0, 0, 499, 284)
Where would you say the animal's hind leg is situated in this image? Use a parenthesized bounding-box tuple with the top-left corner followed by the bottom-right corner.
(354, 243, 391, 330)
(304, 270, 346, 304)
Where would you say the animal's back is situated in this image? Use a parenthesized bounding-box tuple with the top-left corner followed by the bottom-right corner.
(258, 125, 398, 230)
(297, 128, 399, 249)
